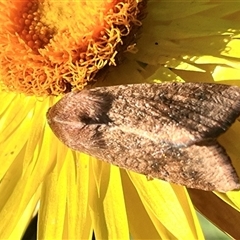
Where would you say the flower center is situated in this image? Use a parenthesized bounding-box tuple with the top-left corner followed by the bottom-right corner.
(0, 0, 146, 96)
(16, 1, 54, 52)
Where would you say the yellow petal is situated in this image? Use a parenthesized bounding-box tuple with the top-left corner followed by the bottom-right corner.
(89, 160, 129, 239)
(9, 191, 40, 239)
(66, 152, 92, 239)
(127, 171, 204, 239)
(38, 147, 67, 239)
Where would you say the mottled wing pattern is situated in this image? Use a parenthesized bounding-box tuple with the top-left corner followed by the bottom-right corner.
(47, 83, 240, 192)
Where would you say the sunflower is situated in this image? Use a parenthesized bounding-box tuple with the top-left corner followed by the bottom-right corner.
(1, 0, 240, 239)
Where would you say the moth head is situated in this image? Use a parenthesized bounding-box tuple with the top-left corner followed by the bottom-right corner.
(46, 89, 112, 151)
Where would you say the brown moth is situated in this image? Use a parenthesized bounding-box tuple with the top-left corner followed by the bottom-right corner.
(47, 82, 240, 192)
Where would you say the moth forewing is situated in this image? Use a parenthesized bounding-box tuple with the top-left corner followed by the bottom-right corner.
(47, 82, 240, 192)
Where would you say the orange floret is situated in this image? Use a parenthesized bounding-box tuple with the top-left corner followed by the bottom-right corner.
(0, 0, 146, 96)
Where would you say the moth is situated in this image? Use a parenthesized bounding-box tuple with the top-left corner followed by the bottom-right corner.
(47, 82, 240, 192)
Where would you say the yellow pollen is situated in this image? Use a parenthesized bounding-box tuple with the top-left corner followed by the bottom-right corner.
(0, 0, 146, 96)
